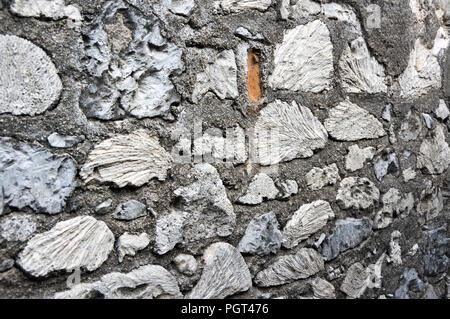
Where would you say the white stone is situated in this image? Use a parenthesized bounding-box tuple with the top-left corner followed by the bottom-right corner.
(0, 215, 36, 242)
(116, 232, 150, 263)
(192, 50, 238, 102)
(403, 167, 417, 182)
(435, 100, 450, 120)
(54, 265, 182, 299)
(253, 100, 328, 166)
(345, 145, 376, 172)
(269, 20, 334, 93)
(306, 163, 340, 190)
(173, 254, 198, 276)
(17, 216, 114, 277)
(311, 278, 336, 299)
(389, 231, 403, 266)
(282, 200, 335, 249)
(416, 182, 444, 221)
(339, 37, 387, 93)
(47, 132, 85, 148)
(80, 130, 172, 188)
(238, 173, 279, 205)
(399, 111, 424, 141)
(324, 100, 386, 141)
(336, 177, 380, 210)
(322, 2, 362, 35)
(220, 0, 272, 13)
(276, 179, 298, 199)
(374, 189, 414, 229)
(340, 262, 369, 299)
(0, 35, 62, 116)
(280, 0, 321, 20)
(417, 124, 450, 174)
(168, 0, 195, 16)
(187, 242, 252, 299)
(154, 211, 188, 255)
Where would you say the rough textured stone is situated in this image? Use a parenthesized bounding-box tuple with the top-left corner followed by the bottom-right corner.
(322, 2, 362, 35)
(417, 124, 450, 174)
(322, 218, 373, 261)
(173, 254, 197, 276)
(373, 150, 401, 181)
(311, 278, 335, 299)
(423, 226, 449, 276)
(306, 164, 340, 191)
(336, 177, 380, 210)
(254, 248, 324, 287)
(435, 100, 450, 120)
(47, 132, 85, 148)
(417, 181, 444, 221)
(54, 264, 182, 299)
(237, 212, 281, 256)
(0, 35, 62, 116)
(282, 200, 335, 249)
(325, 100, 386, 141)
(17, 216, 114, 277)
(234, 27, 264, 41)
(389, 231, 403, 266)
(168, 0, 195, 16)
(276, 179, 298, 199)
(80, 130, 172, 188)
(154, 210, 187, 255)
(94, 199, 113, 215)
(394, 268, 424, 299)
(237, 173, 279, 205)
(253, 100, 328, 166)
(187, 242, 252, 299)
(340, 262, 369, 299)
(345, 145, 375, 172)
(280, 0, 321, 20)
(116, 232, 150, 263)
(220, 0, 271, 13)
(269, 20, 333, 93)
(374, 189, 414, 229)
(0, 138, 77, 215)
(0, 215, 36, 242)
(112, 200, 147, 221)
(0, 259, 14, 273)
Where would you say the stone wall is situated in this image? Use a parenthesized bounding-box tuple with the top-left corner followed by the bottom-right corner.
(0, 0, 449, 299)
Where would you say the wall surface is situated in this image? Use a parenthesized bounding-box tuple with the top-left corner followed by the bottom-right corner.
(0, 0, 449, 299)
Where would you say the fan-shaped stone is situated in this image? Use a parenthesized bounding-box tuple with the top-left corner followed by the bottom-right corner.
(80, 130, 172, 188)
(0, 35, 62, 116)
(17, 216, 114, 277)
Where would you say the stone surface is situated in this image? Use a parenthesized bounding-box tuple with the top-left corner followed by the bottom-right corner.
(187, 242, 252, 299)
(112, 200, 147, 221)
(416, 124, 450, 174)
(173, 254, 197, 276)
(47, 132, 85, 148)
(374, 189, 414, 229)
(389, 231, 403, 266)
(17, 216, 114, 277)
(116, 232, 150, 263)
(237, 173, 279, 205)
(281, 200, 335, 249)
(80, 130, 172, 188)
(54, 264, 182, 299)
(234, 27, 264, 41)
(306, 163, 340, 191)
(336, 177, 380, 210)
(253, 100, 328, 166)
(94, 199, 113, 215)
(168, 0, 195, 16)
(192, 50, 238, 103)
(276, 180, 298, 199)
(269, 20, 333, 93)
(345, 145, 376, 172)
(154, 210, 187, 255)
(0, 215, 36, 242)
(237, 212, 281, 256)
(373, 150, 401, 181)
(220, 0, 271, 13)
(322, 218, 373, 261)
(340, 262, 369, 299)
(280, 0, 321, 20)
(394, 268, 424, 299)
(0, 137, 77, 215)
(435, 100, 449, 120)
(0, 35, 62, 116)
(423, 226, 449, 276)
(322, 2, 362, 35)
(311, 278, 335, 299)
(325, 100, 386, 141)
(0, 259, 14, 273)
(416, 182, 444, 221)
(399, 111, 424, 142)
(254, 248, 324, 287)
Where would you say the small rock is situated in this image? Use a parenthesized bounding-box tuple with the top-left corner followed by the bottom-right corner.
(373, 149, 400, 181)
(403, 167, 417, 182)
(311, 278, 336, 299)
(237, 173, 279, 205)
(345, 145, 376, 172)
(276, 179, 298, 199)
(220, 0, 272, 13)
(407, 244, 419, 256)
(47, 132, 85, 148)
(417, 124, 450, 175)
(374, 189, 414, 229)
(422, 113, 435, 129)
(154, 211, 187, 255)
(314, 233, 326, 248)
(416, 182, 443, 221)
(116, 232, 150, 263)
(340, 262, 369, 299)
(399, 111, 423, 141)
(0, 215, 36, 242)
(306, 163, 340, 190)
(234, 27, 264, 41)
(173, 254, 197, 276)
(336, 177, 380, 210)
(168, 0, 195, 16)
(113, 200, 147, 221)
(382, 105, 392, 122)
(94, 199, 113, 215)
(394, 268, 424, 299)
(423, 283, 439, 299)
(423, 226, 449, 276)
(0, 259, 14, 273)
(435, 100, 449, 120)
(388, 231, 403, 266)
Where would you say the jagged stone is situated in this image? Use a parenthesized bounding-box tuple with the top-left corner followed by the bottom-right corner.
(269, 20, 333, 93)
(192, 50, 238, 103)
(94, 199, 113, 215)
(422, 113, 435, 129)
(168, 0, 195, 16)
(339, 37, 387, 94)
(394, 268, 424, 299)
(0, 259, 14, 273)
(403, 167, 417, 182)
(417, 181, 444, 221)
(187, 242, 252, 299)
(399, 111, 424, 141)
(322, 2, 362, 35)
(417, 124, 450, 174)
(340, 262, 369, 299)
(282, 200, 335, 249)
(234, 27, 264, 41)
(0, 35, 62, 116)
(220, 0, 272, 13)
(276, 179, 298, 199)
(17, 216, 114, 277)
(374, 189, 414, 229)
(280, 0, 321, 20)
(322, 218, 373, 261)
(423, 226, 449, 276)
(116, 232, 150, 263)
(311, 278, 336, 299)
(80, 130, 172, 188)
(112, 200, 147, 221)
(382, 105, 392, 122)
(435, 100, 449, 120)
(154, 211, 188, 255)
(237, 173, 279, 205)
(0, 137, 77, 215)
(324, 100, 386, 141)
(0, 215, 36, 242)
(47, 132, 85, 148)
(253, 100, 328, 166)
(306, 163, 340, 190)
(373, 149, 401, 181)
(388, 231, 402, 266)
(173, 254, 197, 276)
(237, 212, 281, 256)
(54, 264, 182, 299)
(345, 145, 376, 172)
(336, 177, 380, 210)
(254, 248, 324, 287)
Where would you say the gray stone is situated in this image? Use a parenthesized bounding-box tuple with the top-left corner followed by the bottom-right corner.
(374, 189, 414, 229)
(0, 259, 14, 273)
(423, 226, 449, 276)
(311, 278, 335, 299)
(276, 179, 298, 199)
(322, 218, 373, 261)
(423, 283, 439, 299)
(324, 100, 386, 141)
(336, 177, 380, 210)
(388, 231, 403, 266)
(113, 200, 147, 221)
(322, 2, 362, 35)
(0, 215, 36, 242)
(340, 262, 369, 299)
(168, 0, 195, 16)
(187, 242, 252, 299)
(417, 124, 450, 175)
(220, 0, 271, 13)
(47, 132, 85, 148)
(280, 0, 321, 20)
(54, 264, 182, 299)
(306, 163, 340, 191)
(382, 105, 392, 122)
(435, 100, 449, 120)
(345, 145, 376, 172)
(116, 232, 150, 263)
(94, 199, 113, 215)
(17, 216, 114, 277)
(254, 248, 324, 287)
(269, 20, 333, 93)
(237, 212, 281, 256)
(237, 173, 279, 205)
(422, 113, 435, 129)
(373, 149, 400, 181)
(394, 268, 424, 299)
(282, 200, 335, 249)
(234, 27, 264, 41)
(173, 254, 197, 276)
(417, 181, 444, 221)
(154, 210, 187, 255)
(403, 167, 417, 182)
(0, 137, 77, 215)
(0, 35, 62, 116)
